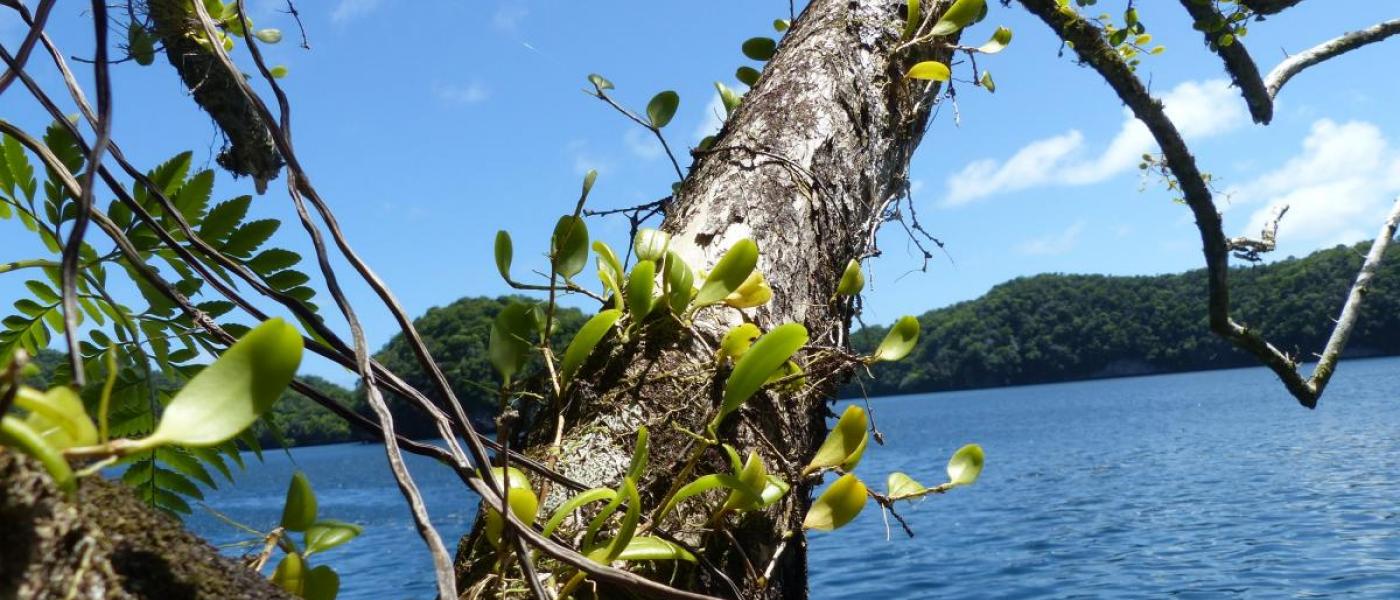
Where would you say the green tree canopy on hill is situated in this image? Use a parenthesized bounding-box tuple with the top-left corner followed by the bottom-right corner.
(364, 296, 587, 439)
(854, 243, 1400, 396)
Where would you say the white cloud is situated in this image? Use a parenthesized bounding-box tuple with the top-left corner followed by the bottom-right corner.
(331, 0, 380, 24)
(624, 129, 663, 160)
(694, 94, 726, 143)
(566, 140, 611, 176)
(433, 81, 490, 105)
(1232, 119, 1400, 249)
(1016, 221, 1086, 256)
(942, 79, 1246, 207)
(493, 3, 528, 32)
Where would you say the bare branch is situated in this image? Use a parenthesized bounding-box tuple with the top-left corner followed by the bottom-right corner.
(1265, 18, 1400, 101)
(1228, 204, 1288, 262)
(1175, 0, 1273, 124)
(1242, 0, 1306, 16)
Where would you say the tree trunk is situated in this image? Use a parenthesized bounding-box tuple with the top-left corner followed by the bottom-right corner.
(456, 1, 956, 597)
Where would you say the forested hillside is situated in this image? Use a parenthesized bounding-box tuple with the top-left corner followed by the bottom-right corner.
(851, 243, 1400, 396)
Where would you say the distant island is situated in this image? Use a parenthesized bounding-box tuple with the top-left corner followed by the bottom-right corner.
(32, 242, 1392, 448)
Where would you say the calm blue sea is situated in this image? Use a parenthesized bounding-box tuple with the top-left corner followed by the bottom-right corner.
(185, 357, 1400, 599)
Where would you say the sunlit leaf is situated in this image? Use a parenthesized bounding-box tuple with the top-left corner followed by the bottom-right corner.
(543, 488, 616, 537)
(253, 28, 282, 43)
(663, 250, 695, 315)
(886, 472, 928, 500)
(305, 519, 363, 555)
(714, 322, 807, 427)
(128, 24, 155, 66)
(723, 270, 772, 309)
(493, 230, 513, 283)
(871, 316, 920, 362)
(0, 416, 75, 493)
(605, 477, 642, 560)
(978, 26, 1013, 53)
(691, 238, 758, 309)
(836, 259, 864, 296)
(658, 473, 761, 523)
(560, 309, 622, 387)
(582, 169, 598, 198)
(903, 0, 922, 39)
(13, 386, 96, 449)
(269, 65, 289, 79)
(484, 467, 539, 546)
(723, 451, 769, 512)
(627, 260, 657, 321)
(551, 215, 589, 280)
(139, 319, 302, 449)
(803, 474, 867, 531)
(646, 91, 680, 129)
(803, 405, 868, 475)
(736, 66, 761, 87)
(609, 536, 696, 562)
(303, 565, 340, 600)
(905, 61, 951, 81)
(947, 443, 985, 487)
(980, 70, 996, 93)
(715, 81, 743, 115)
(634, 228, 670, 262)
(772, 19, 790, 32)
(929, 0, 986, 37)
(716, 323, 761, 364)
(280, 471, 318, 532)
(587, 73, 614, 94)
(741, 37, 777, 61)
(271, 553, 305, 596)
(626, 427, 649, 481)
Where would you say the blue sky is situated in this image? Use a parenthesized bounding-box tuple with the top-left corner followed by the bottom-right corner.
(3, 1, 1399, 384)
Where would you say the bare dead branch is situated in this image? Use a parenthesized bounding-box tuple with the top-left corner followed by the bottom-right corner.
(1228, 204, 1288, 262)
(1265, 18, 1400, 101)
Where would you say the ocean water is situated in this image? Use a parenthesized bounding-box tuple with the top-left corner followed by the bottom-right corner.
(186, 357, 1400, 598)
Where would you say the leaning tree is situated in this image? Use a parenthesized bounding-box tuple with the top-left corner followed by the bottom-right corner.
(1, 0, 1398, 599)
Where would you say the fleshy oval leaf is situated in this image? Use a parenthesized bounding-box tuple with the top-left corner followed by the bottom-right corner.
(929, 0, 986, 37)
(0, 416, 75, 493)
(611, 536, 696, 562)
(741, 37, 777, 61)
(587, 73, 614, 93)
(634, 228, 670, 262)
(646, 91, 680, 129)
(947, 443, 985, 487)
(723, 271, 772, 309)
(143, 318, 302, 448)
(663, 250, 695, 315)
(551, 215, 590, 280)
(716, 323, 761, 364)
(305, 519, 364, 555)
(493, 230, 513, 283)
(715, 322, 807, 427)
(560, 309, 623, 387)
(489, 303, 536, 384)
(886, 472, 928, 500)
(691, 238, 759, 309)
(627, 260, 657, 321)
(736, 66, 761, 87)
(303, 565, 340, 600)
(14, 386, 96, 449)
(836, 259, 864, 296)
(271, 553, 305, 596)
(871, 316, 920, 363)
(280, 471, 318, 532)
(978, 26, 1013, 54)
(803, 474, 867, 531)
(905, 61, 951, 82)
(484, 466, 540, 546)
(723, 451, 769, 511)
(802, 405, 868, 475)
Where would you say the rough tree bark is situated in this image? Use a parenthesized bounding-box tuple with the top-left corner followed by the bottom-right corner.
(456, 1, 956, 598)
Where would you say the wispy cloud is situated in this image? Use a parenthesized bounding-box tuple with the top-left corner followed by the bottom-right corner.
(1231, 119, 1400, 249)
(566, 140, 612, 176)
(1016, 221, 1086, 256)
(433, 81, 490, 105)
(942, 79, 1246, 207)
(493, 2, 528, 32)
(694, 94, 726, 143)
(331, 0, 380, 24)
(624, 129, 663, 160)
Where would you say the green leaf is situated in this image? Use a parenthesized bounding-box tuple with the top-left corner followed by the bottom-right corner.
(626, 427, 649, 481)
(980, 70, 997, 93)
(722, 451, 768, 512)
(303, 565, 340, 600)
(714, 322, 807, 427)
(929, 0, 986, 37)
(634, 228, 669, 262)
(248, 248, 301, 276)
(13, 386, 96, 449)
(488, 303, 536, 384)
(605, 477, 641, 560)
(772, 19, 790, 32)
(223, 219, 280, 257)
(803, 473, 867, 531)
(741, 37, 777, 61)
(280, 471, 318, 532)
(0, 416, 75, 493)
(886, 472, 927, 500)
(595, 241, 626, 310)
(715, 81, 743, 115)
(140, 318, 303, 449)
(253, 28, 282, 43)
(716, 323, 761, 363)
(269, 65, 289, 79)
(550, 215, 589, 280)
(581, 169, 598, 199)
(658, 473, 760, 523)
(905, 61, 951, 81)
(757, 474, 790, 508)
(663, 250, 694, 315)
(587, 73, 614, 94)
(271, 553, 305, 596)
(903, 0, 922, 39)
(947, 443, 985, 487)
(199, 195, 251, 243)
(305, 519, 363, 555)
(803, 405, 868, 475)
(646, 91, 680, 129)
(560, 309, 622, 388)
(493, 230, 513, 283)
(626, 260, 656, 321)
(871, 316, 920, 362)
(609, 536, 696, 562)
(723, 271, 772, 309)
(543, 487, 616, 538)
(128, 24, 156, 65)
(483, 467, 540, 546)
(978, 26, 1013, 53)
(735, 66, 761, 87)
(691, 238, 758, 309)
(835, 259, 864, 296)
